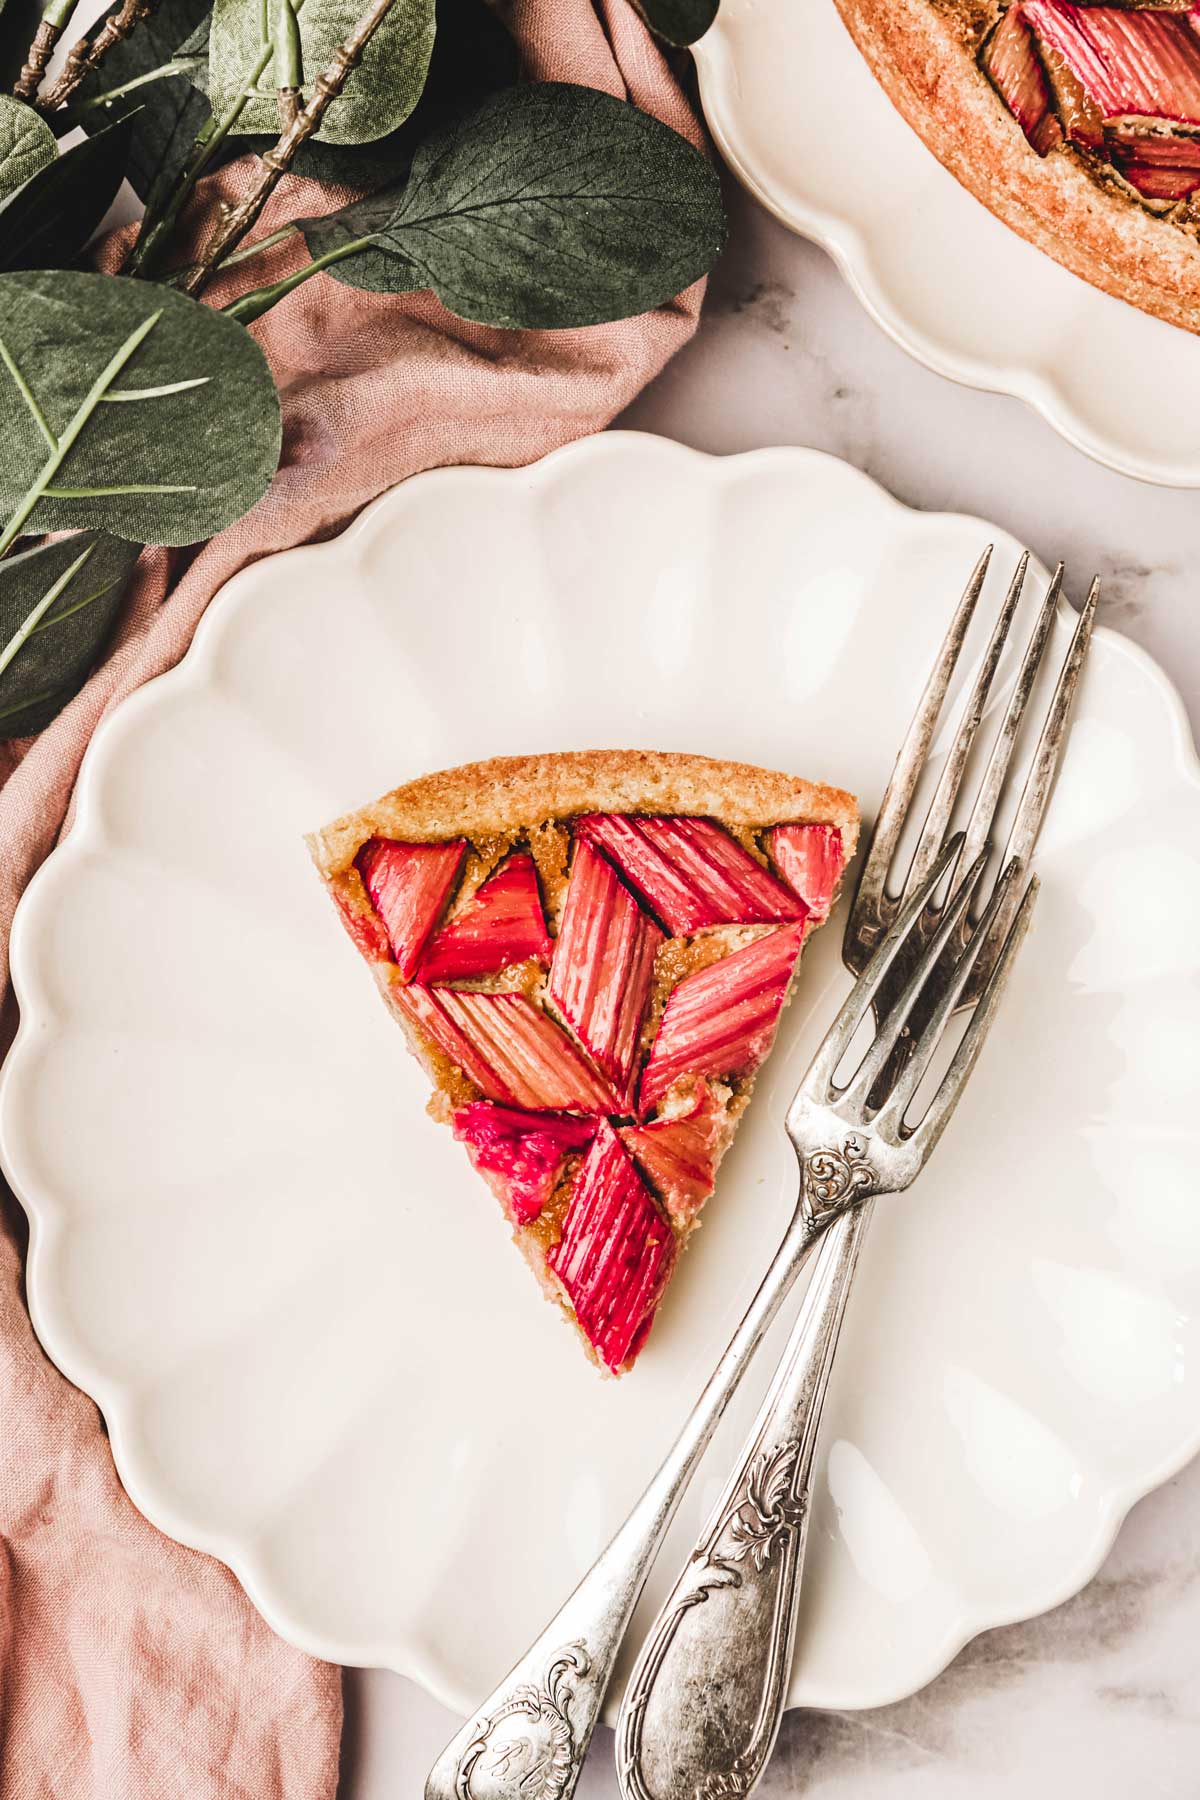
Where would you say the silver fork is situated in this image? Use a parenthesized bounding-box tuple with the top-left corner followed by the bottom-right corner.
(424, 552, 1083, 1800)
(613, 549, 1099, 1800)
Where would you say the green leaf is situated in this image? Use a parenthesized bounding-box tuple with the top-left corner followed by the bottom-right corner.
(208, 0, 435, 145)
(0, 531, 141, 738)
(73, 0, 214, 202)
(0, 269, 281, 549)
(0, 98, 56, 203)
(297, 81, 726, 328)
(0, 113, 133, 272)
(242, 0, 516, 191)
(630, 0, 718, 47)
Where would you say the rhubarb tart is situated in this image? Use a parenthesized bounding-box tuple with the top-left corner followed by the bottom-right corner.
(307, 751, 858, 1374)
(832, 0, 1200, 332)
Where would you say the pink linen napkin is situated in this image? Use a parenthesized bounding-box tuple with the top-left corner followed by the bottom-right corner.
(0, 6, 707, 1794)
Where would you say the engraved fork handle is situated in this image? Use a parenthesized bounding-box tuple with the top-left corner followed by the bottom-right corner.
(616, 1200, 873, 1800)
(423, 1176, 850, 1800)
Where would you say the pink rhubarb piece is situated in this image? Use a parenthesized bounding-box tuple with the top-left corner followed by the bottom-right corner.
(453, 1102, 597, 1223)
(548, 1121, 676, 1371)
(621, 1079, 724, 1224)
(769, 823, 844, 922)
(357, 837, 466, 980)
(578, 814, 803, 934)
(418, 854, 553, 983)
(548, 837, 663, 1105)
(639, 922, 805, 1113)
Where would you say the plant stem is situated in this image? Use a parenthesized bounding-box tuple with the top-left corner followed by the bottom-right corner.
(219, 223, 298, 269)
(0, 311, 161, 560)
(276, 0, 303, 126)
(222, 233, 373, 323)
(56, 53, 206, 121)
(180, 0, 398, 296)
(125, 41, 273, 278)
(0, 541, 94, 680)
(13, 0, 79, 102)
(39, 0, 161, 112)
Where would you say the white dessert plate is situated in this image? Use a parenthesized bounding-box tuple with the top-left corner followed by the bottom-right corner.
(2, 432, 1199, 1720)
(695, 0, 1200, 487)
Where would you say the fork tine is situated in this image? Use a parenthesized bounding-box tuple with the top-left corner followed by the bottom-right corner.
(841, 848, 989, 1107)
(1004, 575, 1100, 869)
(964, 577, 1099, 991)
(957, 564, 1064, 886)
(844, 547, 991, 961)
(909, 874, 1040, 1159)
(873, 857, 1025, 1133)
(906, 554, 1028, 899)
(802, 834, 965, 1105)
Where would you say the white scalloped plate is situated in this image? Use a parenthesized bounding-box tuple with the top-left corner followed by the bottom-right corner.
(695, 0, 1200, 487)
(2, 433, 1199, 1720)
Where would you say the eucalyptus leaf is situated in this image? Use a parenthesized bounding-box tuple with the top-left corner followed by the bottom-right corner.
(208, 0, 435, 145)
(0, 113, 133, 272)
(0, 97, 56, 203)
(297, 82, 726, 328)
(630, 0, 718, 47)
(243, 0, 516, 192)
(0, 531, 141, 738)
(73, 0, 213, 201)
(0, 270, 281, 549)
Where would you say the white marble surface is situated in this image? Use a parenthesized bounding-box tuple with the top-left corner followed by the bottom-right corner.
(337, 179, 1200, 1800)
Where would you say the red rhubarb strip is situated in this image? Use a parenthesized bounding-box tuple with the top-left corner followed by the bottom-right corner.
(639, 922, 806, 1113)
(428, 990, 617, 1112)
(621, 1080, 724, 1224)
(331, 882, 393, 964)
(1024, 1, 1200, 122)
(548, 838, 663, 1104)
(983, 7, 1063, 154)
(548, 1121, 676, 1372)
(357, 837, 465, 981)
(578, 815, 804, 934)
(1107, 119, 1200, 196)
(769, 824, 843, 923)
(394, 983, 516, 1102)
(453, 1102, 596, 1224)
(418, 854, 553, 983)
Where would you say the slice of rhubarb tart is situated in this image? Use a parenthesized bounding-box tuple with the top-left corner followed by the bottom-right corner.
(832, 0, 1200, 332)
(307, 752, 858, 1375)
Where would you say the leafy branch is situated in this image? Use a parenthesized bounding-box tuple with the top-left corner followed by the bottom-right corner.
(40, 0, 163, 111)
(124, 35, 273, 276)
(227, 82, 726, 330)
(13, 0, 82, 102)
(179, 0, 399, 293)
(0, 530, 142, 737)
(0, 271, 281, 550)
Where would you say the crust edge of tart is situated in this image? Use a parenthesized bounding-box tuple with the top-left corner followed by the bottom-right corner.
(831, 0, 1200, 335)
(306, 747, 859, 881)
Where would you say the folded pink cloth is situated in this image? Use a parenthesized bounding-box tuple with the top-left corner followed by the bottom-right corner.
(0, 7, 706, 1794)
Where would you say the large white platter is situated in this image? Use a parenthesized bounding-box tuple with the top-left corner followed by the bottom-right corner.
(695, 0, 1200, 487)
(2, 433, 1198, 1720)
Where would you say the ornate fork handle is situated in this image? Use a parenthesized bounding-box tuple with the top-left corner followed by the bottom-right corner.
(615, 1200, 873, 1800)
(424, 1146, 881, 1800)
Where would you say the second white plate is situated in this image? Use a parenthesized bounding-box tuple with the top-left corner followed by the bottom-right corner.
(695, 0, 1200, 487)
(2, 434, 1199, 1721)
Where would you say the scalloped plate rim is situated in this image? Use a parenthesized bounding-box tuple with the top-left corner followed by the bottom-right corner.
(693, 18, 1200, 491)
(1, 431, 1198, 1718)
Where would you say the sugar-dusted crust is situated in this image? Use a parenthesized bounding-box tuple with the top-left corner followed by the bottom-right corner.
(308, 749, 859, 874)
(833, 0, 1200, 334)
(307, 751, 859, 989)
